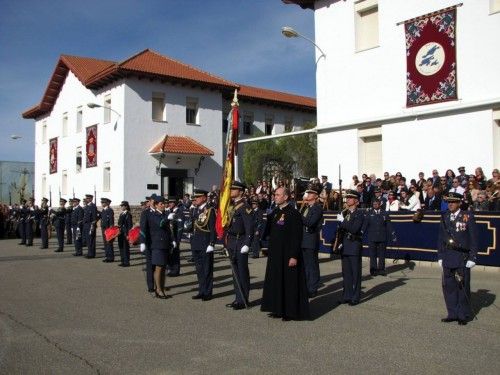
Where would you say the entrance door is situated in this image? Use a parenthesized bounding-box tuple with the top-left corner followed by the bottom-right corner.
(161, 169, 192, 199)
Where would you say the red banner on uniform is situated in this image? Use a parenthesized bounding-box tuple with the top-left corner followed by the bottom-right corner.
(49, 137, 58, 174)
(86, 125, 97, 168)
(405, 7, 457, 107)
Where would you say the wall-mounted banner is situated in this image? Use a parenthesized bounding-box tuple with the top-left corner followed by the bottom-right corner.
(405, 6, 458, 107)
(49, 137, 58, 174)
(86, 125, 97, 168)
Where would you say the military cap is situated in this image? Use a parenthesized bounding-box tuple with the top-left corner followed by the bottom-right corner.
(230, 181, 246, 191)
(145, 195, 151, 200)
(192, 189, 208, 198)
(73, 197, 81, 202)
(60, 198, 67, 204)
(85, 194, 93, 199)
(321, 175, 328, 179)
(304, 187, 321, 195)
(28, 197, 35, 202)
(345, 189, 360, 199)
(444, 192, 463, 202)
(167, 196, 177, 203)
(153, 195, 165, 203)
(120, 200, 129, 206)
(149, 194, 158, 201)
(458, 166, 465, 172)
(41, 197, 48, 202)
(100, 198, 111, 204)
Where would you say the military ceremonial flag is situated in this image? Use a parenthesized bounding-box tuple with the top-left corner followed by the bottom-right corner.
(49, 137, 58, 174)
(215, 90, 239, 239)
(404, 6, 458, 107)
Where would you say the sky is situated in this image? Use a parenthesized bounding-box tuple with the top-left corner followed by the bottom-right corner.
(0, 0, 316, 162)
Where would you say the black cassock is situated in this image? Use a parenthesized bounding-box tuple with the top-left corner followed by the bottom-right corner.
(261, 204, 310, 320)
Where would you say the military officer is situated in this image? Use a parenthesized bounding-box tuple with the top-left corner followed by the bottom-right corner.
(18, 199, 27, 245)
(362, 198, 396, 276)
(65, 199, 73, 245)
(225, 181, 253, 309)
(250, 197, 265, 259)
(140, 195, 156, 293)
(24, 198, 36, 247)
(117, 201, 133, 267)
(100, 198, 115, 262)
(438, 192, 478, 325)
(190, 189, 217, 301)
(83, 194, 98, 258)
(336, 190, 365, 305)
(71, 198, 84, 256)
(166, 197, 182, 276)
(300, 187, 324, 298)
(38, 197, 50, 249)
(52, 198, 67, 252)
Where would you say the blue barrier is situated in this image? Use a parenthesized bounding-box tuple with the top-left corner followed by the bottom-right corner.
(320, 211, 500, 267)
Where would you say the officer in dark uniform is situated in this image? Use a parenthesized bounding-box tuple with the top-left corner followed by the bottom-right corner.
(337, 190, 365, 305)
(83, 194, 98, 258)
(140, 195, 156, 293)
(438, 192, 478, 325)
(300, 187, 324, 298)
(65, 199, 73, 245)
(71, 198, 84, 256)
(24, 198, 36, 247)
(52, 198, 67, 252)
(250, 197, 265, 259)
(190, 189, 216, 301)
(117, 201, 133, 267)
(362, 198, 396, 276)
(18, 199, 27, 245)
(38, 197, 50, 249)
(100, 198, 115, 262)
(166, 197, 182, 276)
(225, 181, 254, 309)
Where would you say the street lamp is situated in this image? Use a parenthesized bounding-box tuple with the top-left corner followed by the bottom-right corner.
(87, 102, 122, 131)
(281, 26, 326, 63)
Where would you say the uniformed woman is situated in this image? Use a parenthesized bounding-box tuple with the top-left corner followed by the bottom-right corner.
(117, 201, 133, 267)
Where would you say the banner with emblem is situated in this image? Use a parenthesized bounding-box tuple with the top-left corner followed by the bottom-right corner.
(86, 125, 97, 168)
(49, 137, 58, 174)
(404, 6, 458, 107)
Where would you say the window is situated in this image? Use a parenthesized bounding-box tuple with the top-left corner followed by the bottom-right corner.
(222, 112, 229, 133)
(491, 0, 500, 14)
(103, 163, 111, 192)
(62, 170, 68, 195)
(284, 116, 294, 133)
(41, 174, 47, 198)
(355, 0, 379, 51)
(265, 115, 274, 135)
(104, 95, 111, 124)
(243, 113, 253, 135)
(76, 147, 82, 174)
(62, 112, 68, 137)
(42, 121, 47, 144)
(76, 106, 83, 133)
(152, 93, 165, 121)
(186, 97, 198, 124)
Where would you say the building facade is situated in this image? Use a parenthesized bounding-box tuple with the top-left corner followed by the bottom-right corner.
(286, 0, 500, 183)
(23, 49, 315, 204)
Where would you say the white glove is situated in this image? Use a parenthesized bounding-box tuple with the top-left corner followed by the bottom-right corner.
(240, 245, 249, 254)
(167, 213, 175, 220)
(206, 245, 214, 253)
(466, 260, 476, 268)
(140, 243, 146, 253)
(438, 259, 442, 267)
(336, 213, 344, 223)
(172, 241, 177, 249)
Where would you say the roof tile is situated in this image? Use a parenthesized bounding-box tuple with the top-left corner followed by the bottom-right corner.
(149, 135, 214, 156)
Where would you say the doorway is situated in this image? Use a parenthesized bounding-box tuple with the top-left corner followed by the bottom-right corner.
(160, 168, 193, 199)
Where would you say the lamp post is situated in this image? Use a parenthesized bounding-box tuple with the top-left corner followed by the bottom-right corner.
(281, 26, 326, 63)
(87, 103, 122, 131)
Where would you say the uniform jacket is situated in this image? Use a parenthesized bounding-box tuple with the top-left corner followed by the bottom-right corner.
(226, 199, 253, 247)
(166, 207, 184, 243)
(191, 204, 216, 250)
(71, 206, 84, 229)
(99, 207, 114, 229)
(140, 207, 155, 247)
(83, 203, 98, 225)
(253, 208, 266, 236)
(362, 209, 395, 243)
(118, 210, 133, 235)
(438, 210, 478, 268)
(142, 209, 172, 250)
(300, 202, 323, 249)
(339, 208, 365, 256)
(51, 207, 66, 228)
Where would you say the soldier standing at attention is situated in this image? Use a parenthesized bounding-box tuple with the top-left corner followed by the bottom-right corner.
(250, 197, 265, 259)
(71, 198, 84, 256)
(337, 190, 365, 305)
(24, 198, 35, 247)
(438, 192, 478, 326)
(300, 187, 323, 298)
(65, 199, 73, 245)
(52, 198, 67, 252)
(117, 201, 133, 267)
(140, 195, 156, 294)
(166, 197, 182, 276)
(83, 194, 98, 259)
(100, 198, 115, 263)
(362, 198, 396, 276)
(38, 197, 50, 249)
(225, 181, 254, 310)
(18, 199, 27, 245)
(190, 190, 216, 301)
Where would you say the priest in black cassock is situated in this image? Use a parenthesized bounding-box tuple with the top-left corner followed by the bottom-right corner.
(261, 187, 310, 321)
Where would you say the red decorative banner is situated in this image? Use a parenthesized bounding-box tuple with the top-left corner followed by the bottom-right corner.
(405, 7, 457, 107)
(49, 137, 58, 174)
(86, 125, 97, 168)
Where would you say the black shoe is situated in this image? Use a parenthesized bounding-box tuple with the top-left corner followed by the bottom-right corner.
(308, 291, 318, 298)
(148, 288, 155, 293)
(18, 242, 26, 245)
(202, 295, 212, 301)
(268, 313, 282, 319)
(338, 299, 350, 305)
(118, 263, 130, 267)
(40, 246, 48, 249)
(192, 294, 203, 300)
(458, 320, 468, 326)
(26, 244, 33, 247)
(378, 270, 387, 276)
(282, 316, 291, 321)
(251, 255, 259, 259)
(85, 255, 95, 259)
(349, 301, 359, 306)
(232, 303, 246, 310)
(370, 269, 377, 276)
(102, 259, 114, 263)
(441, 317, 458, 323)
(226, 301, 237, 308)
(54, 249, 63, 253)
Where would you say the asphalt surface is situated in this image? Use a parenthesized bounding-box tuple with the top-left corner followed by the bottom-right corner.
(0, 237, 499, 375)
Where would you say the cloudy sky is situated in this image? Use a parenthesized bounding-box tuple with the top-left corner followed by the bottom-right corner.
(0, 0, 315, 162)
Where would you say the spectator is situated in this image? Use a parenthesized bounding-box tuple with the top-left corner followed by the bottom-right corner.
(487, 168, 499, 186)
(416, 172, 426, 191)
(363, 177, 375, 207)
(445, 169, 455, 190)
(457, 166, 468, 187)
(381, 172, 392, 191)
(449, 178, 465, 195)
(350, 175, 360, 189)
(473, 191, 490, 211)
(423, 187, 442, 211)
(431, 169, 440, 187)
(474, 167, 487, 190)
(356, 184, 365, 208)
(400, 189, 420, 211)
(468, 179, 481, 203)
(373, 188, 387, 211)
(386, 191, 400, 211)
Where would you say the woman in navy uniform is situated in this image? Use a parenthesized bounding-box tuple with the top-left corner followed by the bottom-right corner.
(71, 198, 84, 256)
(438, 192, 478, 325)
(51, 198, 67, 252)
(166, 197, 182, 276)
(337, 190, 365, 305)
(83, 194, 98, 258)
(190, 190, 216, 301)
(99, 198, 115, 262)
(117, 201, 133, 267)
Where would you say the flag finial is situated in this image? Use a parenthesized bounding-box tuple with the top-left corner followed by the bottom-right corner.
(231, 89, 239, 107)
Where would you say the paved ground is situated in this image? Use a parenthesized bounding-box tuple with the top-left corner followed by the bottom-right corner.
(0, 237, 499, 375)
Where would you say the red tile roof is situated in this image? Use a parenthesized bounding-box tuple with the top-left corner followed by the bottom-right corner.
(149, 135, 214, 156)
(237, 84, 316, 111)
(282, 0, 315, 10)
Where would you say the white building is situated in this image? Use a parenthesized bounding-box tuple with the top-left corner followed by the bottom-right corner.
(22, 49, 315, 204)
(285, 0, 500, 183)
